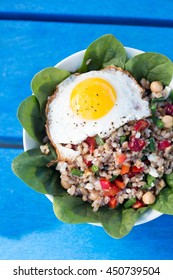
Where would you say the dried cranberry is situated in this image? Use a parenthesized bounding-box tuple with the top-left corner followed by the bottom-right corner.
(158, 140, 171, 150)
(133, 119, 149, 131)
(164, 103, 173, 116)
(128, 136, 146, 152)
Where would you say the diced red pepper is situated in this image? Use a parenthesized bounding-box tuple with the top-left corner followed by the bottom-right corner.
(83, 158, 92, 167)
(133, 119, 149, 131)
(104, 184, 121, 196)
(128, 166, 144, 178)
(109, 185, 121, 196)
(158, 140, 171, 150)
(85, 136, 96, 154)
(131, 165, 144, 173)
(132, 200, 145, 209)
(121, 164, 130, 175)
(128, 136, 146, 152)
(108, 197, 117, 209)
(100, 178, 111, 190)
(114, 179, 125, 189)
(116, 153, 127, 164)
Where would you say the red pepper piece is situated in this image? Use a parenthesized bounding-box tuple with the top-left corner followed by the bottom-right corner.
(116, 153, 127, 164)
(104, 184, 121, 196)
(131, 166, 144, 173)
(121, 164, 130, 175)
(100, 178, 111, 189)
(108, 197, 117, 209)
(85, 137, 96, 154)
(132, 200, 145, 209)
(133, 119, 149, 131)
(83, 158, 92, 167)
(128, 136, 146, 152)
(114, 179, 125, 189)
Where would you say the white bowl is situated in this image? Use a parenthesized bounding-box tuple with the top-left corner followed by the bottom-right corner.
(24, 47, 163, 226)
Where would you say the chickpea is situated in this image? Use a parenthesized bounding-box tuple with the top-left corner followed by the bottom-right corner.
(142, 191, 156, 205)
(150, 81, 163, 93)
(61, 179, 71, 189)
(88, 191, 99, 201)
(162, 115, 173, 128)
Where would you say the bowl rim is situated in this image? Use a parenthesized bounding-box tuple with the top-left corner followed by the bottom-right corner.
(23, 46, 163, 226)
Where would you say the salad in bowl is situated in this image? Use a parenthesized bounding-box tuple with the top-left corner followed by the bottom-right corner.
(12, 34, 173, 238)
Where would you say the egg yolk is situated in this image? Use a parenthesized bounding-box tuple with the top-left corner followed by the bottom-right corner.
(70, 77, 116, 120)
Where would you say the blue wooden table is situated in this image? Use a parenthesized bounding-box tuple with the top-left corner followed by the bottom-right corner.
(0, 0, 173, 260)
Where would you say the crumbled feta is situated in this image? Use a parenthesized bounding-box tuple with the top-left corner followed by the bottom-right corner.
(56, 161, 68, 172)
(40, 144, 50, 155)
(149, 167, 159, 178)
(148, 153, 158, 162)
(135, 132, 141, 138)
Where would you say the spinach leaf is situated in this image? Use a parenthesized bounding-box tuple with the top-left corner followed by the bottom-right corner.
(169, 90, 173, 103)
(53, 192, 100, 224)
(125, 52, 173, 86)
(151, 173, 173, 215)
(78, 34, 126, 73)
(12, 146, 60, 195)
(166, 172, 173, 188)
(100, 206, 147, 238)
(31, 67, 70, 119)
(17, 95, 45, 143)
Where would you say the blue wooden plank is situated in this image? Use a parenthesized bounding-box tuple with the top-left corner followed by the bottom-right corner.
(1, 0, 173, 22)
(1, 20, 173, 140)
(1, 148, 173, 259)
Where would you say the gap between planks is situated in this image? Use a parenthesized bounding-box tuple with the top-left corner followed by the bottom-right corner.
(0, 137, 23, 149)
(0, 11, 173, 28)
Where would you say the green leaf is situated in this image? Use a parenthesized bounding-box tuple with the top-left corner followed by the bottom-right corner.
(100, 206, 145, 239)
(125, 52, 173, 86)
(17, 95, 45, 143)
(169, 90, 173, 103)
(31, 67, 70, 118)
(12, 146, 60, 195)
(78, 34, 126, 73)
(165, 172, 173, 189)
(151, 172, 173, 215)
(151, 188, 173, 215)
(53, 192, 100, 224)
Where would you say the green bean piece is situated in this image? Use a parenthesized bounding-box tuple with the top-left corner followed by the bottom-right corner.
(120, 135, 127, 144)
(71, 168, 84, 177)
(156, 119, 164, 128)
(147, 174, 156, 186)
(124, 198, 137, 209)
(109, 175, 118, 182)
(150, 102, 157, 113)
(91, 165, 99, 173)
(151, 97, 165, 103)
(141, 184, 150, 190)
(149, 137, 156, 152)
(95, 135, 105, 146)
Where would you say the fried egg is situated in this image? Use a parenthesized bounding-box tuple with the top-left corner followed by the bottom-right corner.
(46, 66, 150, 161)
